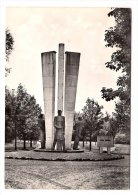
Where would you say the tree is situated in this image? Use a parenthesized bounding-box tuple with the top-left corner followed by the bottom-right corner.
(5, 87, 15, 143)
(24, 96, 42, 147)
(101, 8, 131, 136)
(16, 84, 42, 149)
(5, 28, 14, 76)
(113, 100, 130, 137)
(103, 112, 119, 143)
(82, 98, 104, 150)
(5, 84, 42, 149)
(6, 28, 14, 61)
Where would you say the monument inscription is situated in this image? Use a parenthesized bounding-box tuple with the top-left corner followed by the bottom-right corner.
(97, 135, 114, 147)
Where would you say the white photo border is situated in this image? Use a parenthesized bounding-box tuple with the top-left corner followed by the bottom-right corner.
(0, 0, 138, 195)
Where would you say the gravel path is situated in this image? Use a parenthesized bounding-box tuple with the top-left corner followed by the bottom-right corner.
(5, 156, 130, 189)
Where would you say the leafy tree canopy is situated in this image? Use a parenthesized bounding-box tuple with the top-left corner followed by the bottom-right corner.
(101, 8, 131, 136)
(82, 98, 104, 135)
(5, 28, 14, 76)
(5, 84, 42, 146)
(101, 8, 131, 104)
(6, 28, 14, 61)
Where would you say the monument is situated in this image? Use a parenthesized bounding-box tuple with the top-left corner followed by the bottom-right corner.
(97, 134, 114, 154)
(41, 44, 80, 150)
(97, 121, 114, 154)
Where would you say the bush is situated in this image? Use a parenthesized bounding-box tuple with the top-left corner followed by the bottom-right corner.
(115, 133, 130, 144)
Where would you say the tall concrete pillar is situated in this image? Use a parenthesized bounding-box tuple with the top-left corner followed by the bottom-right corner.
(41, 51, 56, 149)
(57, 43, 64, 111)
(64, 52, 80, 150)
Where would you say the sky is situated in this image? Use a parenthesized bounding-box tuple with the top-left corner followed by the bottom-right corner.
(6, 7, 120, 115)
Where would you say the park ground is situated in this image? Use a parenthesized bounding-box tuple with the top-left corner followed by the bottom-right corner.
(5, 142, 130, 189)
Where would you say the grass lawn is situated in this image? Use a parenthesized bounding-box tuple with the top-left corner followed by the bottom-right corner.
(5, 140, 40, 151)
(5, 140, 130, 155)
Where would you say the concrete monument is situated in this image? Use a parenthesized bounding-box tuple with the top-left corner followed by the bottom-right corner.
(41, 44, 80, 150)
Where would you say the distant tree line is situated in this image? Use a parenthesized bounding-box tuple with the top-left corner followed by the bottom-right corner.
(73, 98, 121, 151)
(5, 84, 42, 149)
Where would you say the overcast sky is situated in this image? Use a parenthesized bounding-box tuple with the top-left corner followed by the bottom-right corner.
(6, 7, 120, 115)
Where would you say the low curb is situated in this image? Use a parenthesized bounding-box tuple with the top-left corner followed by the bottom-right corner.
(5, 155, 124, 161)
(34, 148, 84, 153)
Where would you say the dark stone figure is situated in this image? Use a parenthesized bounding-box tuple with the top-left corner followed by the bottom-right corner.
(53, 110, 65, 151)
(38, 114, 45, 149)
(73, 117, 84, 150)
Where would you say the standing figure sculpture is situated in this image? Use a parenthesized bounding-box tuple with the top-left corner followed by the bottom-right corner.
(73, 117, 84, 150)
(38, 114, 45, 149)
(53, 110, 65, 151)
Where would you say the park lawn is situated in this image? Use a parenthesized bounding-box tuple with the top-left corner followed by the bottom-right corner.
(5, 140, 130, 155)
(5, 140, 40, 151)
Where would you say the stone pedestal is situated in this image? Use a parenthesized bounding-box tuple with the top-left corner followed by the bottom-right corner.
(41, 51, 56, 150)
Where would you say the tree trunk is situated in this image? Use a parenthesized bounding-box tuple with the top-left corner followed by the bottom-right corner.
(83, 136, 85, 148)
(14, 122, 17, 150)
(23, 133, 26, 150)
(89, 134, 92, 151)
(30, 139, 32, 148)
(113, 136, 115, 145)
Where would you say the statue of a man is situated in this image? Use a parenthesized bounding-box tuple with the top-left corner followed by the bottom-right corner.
(73, 116, 84, 150)
(38, 114, 45, 149)
(52, 110, 65, 151)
